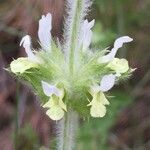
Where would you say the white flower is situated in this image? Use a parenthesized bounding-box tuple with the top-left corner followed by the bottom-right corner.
(99, 36, 133, 63)
(20, 13, 53, 62)
(38, 13, 52, 51)
(20, 35, 38, 62)
(99, 74, 116, 92)
(88, 74, 115, 118)
(41, 81, 67, 120)
(80, 19, 95, 51)
(42, 81, 61, 97)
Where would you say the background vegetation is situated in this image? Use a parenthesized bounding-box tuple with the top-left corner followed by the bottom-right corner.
(0, 0, 149, 149)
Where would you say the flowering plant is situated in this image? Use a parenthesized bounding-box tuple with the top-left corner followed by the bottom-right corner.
(9, 1, 134, 149)
(9, 6, 133, 121)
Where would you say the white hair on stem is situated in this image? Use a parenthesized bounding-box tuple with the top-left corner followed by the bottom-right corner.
(63, 0, 93, 65)
(63, 0, 78, 60)
(56, 111, 79, 150)
(56, 0, 92, 149)
(56, 119, 65, 150)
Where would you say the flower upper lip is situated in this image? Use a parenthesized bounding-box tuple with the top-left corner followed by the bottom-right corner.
(20, 35, 37, 61)
(38, 13, 52, 51)
(20, 13, 52, 62)
(79, 19, 95, 51)
(99, 36, 133, 63)
(41, 81, 61, 97)
(91, 74, 116, 94)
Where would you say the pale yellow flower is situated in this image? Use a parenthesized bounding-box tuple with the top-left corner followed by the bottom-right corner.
(42, 81, 67, 120)
(88, 91, 109, 117)
(43, 96, 66, 121)
(10, 57, 37, 74)
(107, 58, 129, 75)
(88, 74, 115, 118)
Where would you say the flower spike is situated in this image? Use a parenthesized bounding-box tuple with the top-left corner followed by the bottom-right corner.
(9, 0, 133, 123)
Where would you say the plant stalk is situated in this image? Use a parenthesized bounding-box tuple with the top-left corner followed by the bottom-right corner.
(69, 0, 82, 75)
(64, 0, 90, 75)
(57, 110, 79, 150)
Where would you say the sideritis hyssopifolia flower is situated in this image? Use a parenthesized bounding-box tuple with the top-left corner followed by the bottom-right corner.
(9, 1, 133, 121)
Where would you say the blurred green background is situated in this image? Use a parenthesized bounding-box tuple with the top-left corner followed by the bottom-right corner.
(0, 0, 150, 150)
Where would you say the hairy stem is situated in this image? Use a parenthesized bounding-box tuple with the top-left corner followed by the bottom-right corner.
(56, 110, 79, 150)
(69, 0, 81, 75)
(64, 0, 92, 75)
